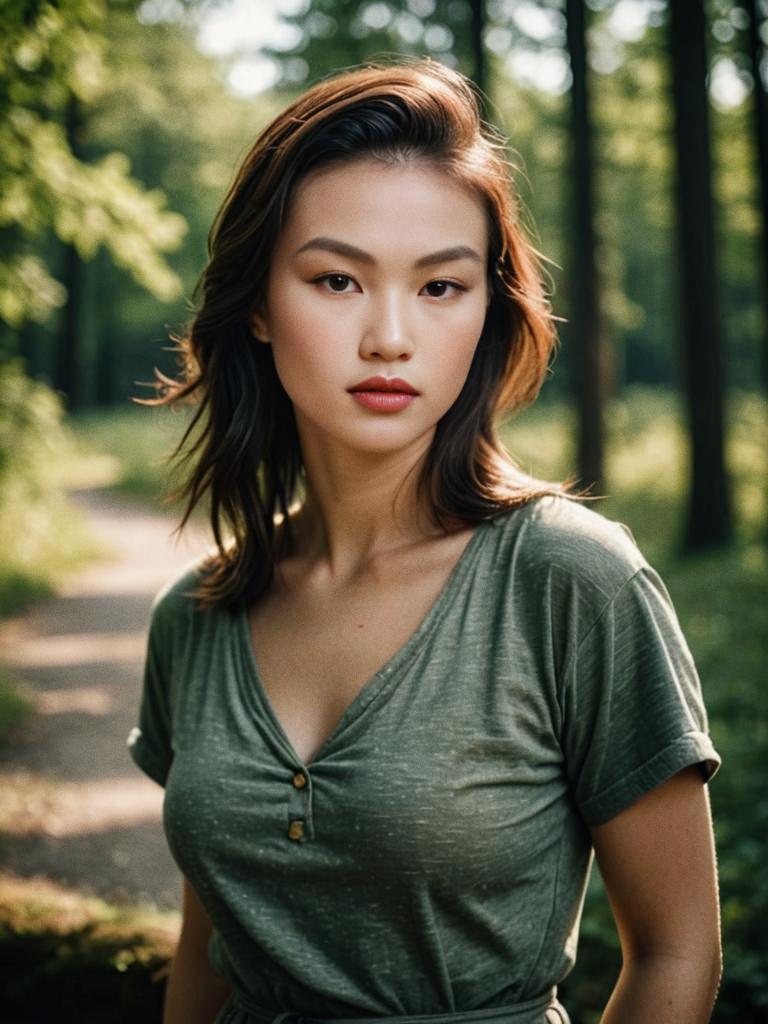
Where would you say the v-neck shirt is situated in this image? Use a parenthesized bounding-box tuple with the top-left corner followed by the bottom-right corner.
(127, 494, 720, 1022)
(240, 523, 487, 768)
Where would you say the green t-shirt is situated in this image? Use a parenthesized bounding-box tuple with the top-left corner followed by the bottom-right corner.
(128, 494, 720, 1024)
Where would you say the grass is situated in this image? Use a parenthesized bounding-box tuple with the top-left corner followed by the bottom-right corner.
(13, 388, 768, 1020)
(0, 363, 105, 619)
(68, 404, 193, 506)
(70, 387, 767, 556)
(519, 390, 768, 1021)
(0, 671, 34, 746)
(0, 874, 178, 1024)
(0, 497, 102, 619)
(506, 386, 767, 549)
(506, 388, 768, 1019)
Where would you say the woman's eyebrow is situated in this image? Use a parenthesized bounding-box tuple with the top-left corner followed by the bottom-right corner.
(294, 236, 483, 267)
(416, 245, 483, 268)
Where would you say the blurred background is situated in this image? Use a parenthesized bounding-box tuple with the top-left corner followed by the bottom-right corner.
(0, 0, 766, 1021)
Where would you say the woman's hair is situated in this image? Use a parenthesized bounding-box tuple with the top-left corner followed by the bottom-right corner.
(150, 58, 563, 609)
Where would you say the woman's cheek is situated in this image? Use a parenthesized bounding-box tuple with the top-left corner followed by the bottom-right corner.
(270, 323, 342, 406)
(436, 313, 486, 393)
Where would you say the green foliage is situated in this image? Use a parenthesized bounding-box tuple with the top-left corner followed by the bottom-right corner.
(4, 2, 760, 403)
(0, 360, 98, 614)
(673, 547, 768, 1018)
(5, 388, 768, 1019)
(1, 109, 187, 299)
(509, 388, 768, 1022)
(0, 252, 66, 328)
(0, 0, 187, 332)
(0, 875, 177, 1024)
(560, 538, 768, 1022)
(1, 925, 166, 1021)
(260, 1, 764, 404)
(15, 9, 286, 405)
(69, 403, 192, 504)
(264, 0, 479, 89)
(0, 671, 34, 746)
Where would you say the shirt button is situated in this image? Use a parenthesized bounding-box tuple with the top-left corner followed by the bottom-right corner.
(288, 820, 305, 841)
(292, 771, 307, 789)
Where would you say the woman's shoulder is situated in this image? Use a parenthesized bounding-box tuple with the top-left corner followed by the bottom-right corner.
(149, 553, 215, 632)
(491, 492, 648, 599)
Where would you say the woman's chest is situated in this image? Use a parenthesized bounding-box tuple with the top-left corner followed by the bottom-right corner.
(246, 536, 477, 764)
(165, 599, 568, 885)
(166, 696, 570, 895)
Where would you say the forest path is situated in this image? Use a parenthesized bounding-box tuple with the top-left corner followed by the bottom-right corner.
(0, 489, 211, 911)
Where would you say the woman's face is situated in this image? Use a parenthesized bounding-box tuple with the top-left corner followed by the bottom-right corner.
(252, 158, 490, 459)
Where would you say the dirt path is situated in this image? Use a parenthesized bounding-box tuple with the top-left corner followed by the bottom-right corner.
(0, 489, 211, 911)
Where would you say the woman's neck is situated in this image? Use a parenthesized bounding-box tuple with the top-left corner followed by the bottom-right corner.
(288, 429, 439, 580)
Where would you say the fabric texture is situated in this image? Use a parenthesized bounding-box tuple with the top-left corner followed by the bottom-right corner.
(214, 990, 569, 1024)
(127, 494, 720, 1022)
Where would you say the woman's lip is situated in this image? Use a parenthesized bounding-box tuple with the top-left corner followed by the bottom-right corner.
(348, 376, 420, 395)
(349, 391, 417, 412)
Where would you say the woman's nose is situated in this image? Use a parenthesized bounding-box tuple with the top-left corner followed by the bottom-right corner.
(359, 292, 415, 362)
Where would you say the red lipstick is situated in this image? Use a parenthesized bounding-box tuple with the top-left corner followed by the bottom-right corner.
(347, 376, 420, 413)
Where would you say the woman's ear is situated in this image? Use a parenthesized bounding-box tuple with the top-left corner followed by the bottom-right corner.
(249, 307, 270, 344)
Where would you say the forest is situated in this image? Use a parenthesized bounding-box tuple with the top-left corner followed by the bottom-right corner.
(0, 1, 767, 1022)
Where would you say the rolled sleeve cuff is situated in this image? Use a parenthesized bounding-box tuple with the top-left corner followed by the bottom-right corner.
(579, 731, 721, 826)
(127, 726, 171, 788)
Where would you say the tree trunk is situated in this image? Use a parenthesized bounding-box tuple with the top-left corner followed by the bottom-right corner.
(19, 320, 40, 377)
(54, 94, 86, 410)
(94, 270, 117, 407)
(565, 0, 604, 494)
(668, 0, 732, 549)
(94, 331, 116, 406)
(469, 0, 487, 105)
(744, 0, 768, 390)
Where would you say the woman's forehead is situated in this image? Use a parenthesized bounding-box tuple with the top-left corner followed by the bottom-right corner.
(278, 159, 489, 259)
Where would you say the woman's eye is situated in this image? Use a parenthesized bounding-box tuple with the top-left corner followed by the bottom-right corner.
(317, 273, 356, 293)
(422, 280, 465, 298)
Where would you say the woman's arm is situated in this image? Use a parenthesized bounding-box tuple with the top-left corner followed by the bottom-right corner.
(590, 766, 722, 1024)
(163, 875, 233, 1024)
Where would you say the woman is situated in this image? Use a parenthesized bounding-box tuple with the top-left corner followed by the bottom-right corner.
(128, 59, 722, 1024)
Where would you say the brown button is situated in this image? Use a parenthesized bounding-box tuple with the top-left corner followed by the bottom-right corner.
(288, 820, 305, 841)
(292, 771, 307, 789)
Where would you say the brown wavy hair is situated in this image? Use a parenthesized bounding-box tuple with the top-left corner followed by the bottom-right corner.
(149, 58, 563, 609)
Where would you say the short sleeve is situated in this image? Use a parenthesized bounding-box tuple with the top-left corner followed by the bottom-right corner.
(127, 590, 178, 787)
(560, 564, 721, 826)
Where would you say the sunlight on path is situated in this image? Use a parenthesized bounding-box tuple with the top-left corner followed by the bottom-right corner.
(0, 771, 163, 837)
(0, 489, 211, 909)
(2, 631, 147, 668)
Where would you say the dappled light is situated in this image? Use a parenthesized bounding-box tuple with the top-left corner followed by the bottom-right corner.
(0, 771, 163, 837)
(35, 686, 114, 715)
(1, 0, 767, 1020)
(3, 632, 147, 670)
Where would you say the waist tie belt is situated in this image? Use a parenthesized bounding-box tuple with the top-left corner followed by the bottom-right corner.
(230, 989, 568, 1024)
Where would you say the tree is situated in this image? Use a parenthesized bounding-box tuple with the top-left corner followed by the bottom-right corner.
(78, 7, 287, 406)
(0, 0, 187, 401)
(265, 0, 480, 89)
(55, 94, 86, 408)
(564, 0, 604, 493)
(668, 0, 732, 548)
(744, 0, 768, 389)
(470, 0, 488, 101)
